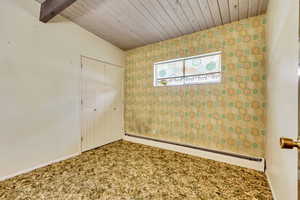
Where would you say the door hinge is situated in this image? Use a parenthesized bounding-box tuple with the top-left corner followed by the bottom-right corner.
(81, 136, 83, 142)
(81, 99, 83, 105)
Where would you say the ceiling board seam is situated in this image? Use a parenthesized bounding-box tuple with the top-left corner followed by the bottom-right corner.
(150, 0, 182, 37)
(101, 17, 146, 47)
(238, 0, 249, 20)
(104, 1, 152, 45)
(143, 0, 174, 38)
(196, 0, 210, 28)
(258, 0, 263, 14)
(76, 13, 138, 48)
(62, 1, 98, 22)
(255, 0, 259, 16)
(229, 0, 233, 22)
(256, 0, 260, 15)
(69, 1, 87, 17)
(122, 0, 164, 43)
(229, 0, 239, 22)
(216, 0, 224, 25)
(139, 0, 173, 38)
(247, 0, 250, 18)
(70, 1, 84, 15)
(261, 0, 268, 14)
(101, 16, 146, 45)
(198, 0, 209, 28)
(227, 0, 232, 22)
(248, 0, 255, 17)
(206, 0, 217, 26)
(127, 0, 166, 41)
(157, 0, 184, 35)
(81, 0, 92, 12)
(63, 13, 124, 48)
(100, 2, 148, 45)
(238, 0, 240, 20)
(188, 0, 207, 30)
(178, 1, 196, 32)
(128, 1, 164, 40)
(165, 0, 191, 34)
(186, 0, 203, 30)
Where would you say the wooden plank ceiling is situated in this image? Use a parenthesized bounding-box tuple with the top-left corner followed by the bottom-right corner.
(36, 0, 269, 50)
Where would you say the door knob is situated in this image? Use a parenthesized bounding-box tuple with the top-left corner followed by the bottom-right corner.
(94, 108, 97, 111)
(280, 137, 300, 149)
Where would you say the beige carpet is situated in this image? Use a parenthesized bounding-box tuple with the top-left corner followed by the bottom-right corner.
(0, 140, 272, 200)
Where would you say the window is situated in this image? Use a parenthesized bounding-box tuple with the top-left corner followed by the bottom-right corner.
(154, 52, 221, 87)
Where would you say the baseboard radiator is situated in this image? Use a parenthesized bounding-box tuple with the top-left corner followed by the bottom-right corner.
(124, 133, 265, 172)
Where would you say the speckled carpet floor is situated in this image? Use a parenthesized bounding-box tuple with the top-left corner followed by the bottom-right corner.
(0, 140, 272, 200)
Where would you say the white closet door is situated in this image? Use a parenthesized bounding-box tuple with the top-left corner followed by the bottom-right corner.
(81, 57, 123, 152)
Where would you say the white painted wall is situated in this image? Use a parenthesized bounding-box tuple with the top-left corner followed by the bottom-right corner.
(265, 0, 299, 199)
(0, 0, 125, 179)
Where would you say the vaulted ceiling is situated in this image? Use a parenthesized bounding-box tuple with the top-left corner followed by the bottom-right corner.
(36, 0, 269, 50)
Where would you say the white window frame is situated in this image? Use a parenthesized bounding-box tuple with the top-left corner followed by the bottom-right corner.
(153, 51, 222, 87)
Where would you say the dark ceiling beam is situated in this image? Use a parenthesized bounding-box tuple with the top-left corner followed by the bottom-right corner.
(40, 0, 77, 23)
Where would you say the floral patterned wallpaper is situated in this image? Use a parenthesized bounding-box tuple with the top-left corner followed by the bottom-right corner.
(125, 15, 266, 157)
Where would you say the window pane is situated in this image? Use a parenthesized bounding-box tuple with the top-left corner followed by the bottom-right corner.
(185, 54, 221, 76)
(184, 73, 221, 85)
(155, 60, 184, 79)
(153, 52, 222, 87)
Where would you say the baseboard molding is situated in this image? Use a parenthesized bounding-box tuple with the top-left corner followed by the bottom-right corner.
(123, 134, 265, 172)
(266, 171, 278, 200)
(0, 152, 80, 182)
